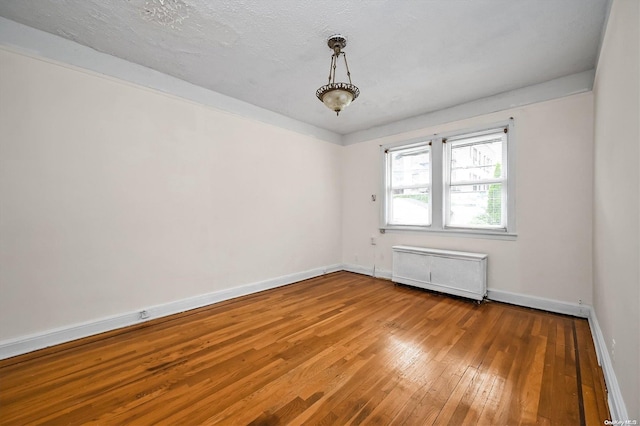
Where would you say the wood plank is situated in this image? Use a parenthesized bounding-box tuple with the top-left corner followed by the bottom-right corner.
(0, 272, 609, 424)
(575, 318, 611, 425)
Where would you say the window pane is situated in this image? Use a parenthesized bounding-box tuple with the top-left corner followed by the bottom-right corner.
(391, 147, 430, 187)
(448, 183, 503, 228)
(390, 188, 430, 226)
(450, 140, 502, 184)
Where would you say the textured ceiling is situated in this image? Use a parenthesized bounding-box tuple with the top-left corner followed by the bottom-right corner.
(0, 0, 609, 135)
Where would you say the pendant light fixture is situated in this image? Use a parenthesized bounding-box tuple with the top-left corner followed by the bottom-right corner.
(316, 35, 360, 116)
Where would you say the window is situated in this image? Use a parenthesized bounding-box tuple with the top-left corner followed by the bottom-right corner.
(383, 142, 431, 227)
(445, 128, 507, 230)
(380, 122, 515, 237)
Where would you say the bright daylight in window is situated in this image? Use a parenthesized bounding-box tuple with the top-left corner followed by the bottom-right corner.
(445, 129, 507, 230)
(381, 123, 513, 236)
(385, 143, 431, 226)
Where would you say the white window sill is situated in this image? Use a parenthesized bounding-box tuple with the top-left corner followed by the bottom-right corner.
(380, 226, 517, 241)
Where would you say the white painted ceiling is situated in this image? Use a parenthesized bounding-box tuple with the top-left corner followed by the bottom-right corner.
(0, 0, 609, 135)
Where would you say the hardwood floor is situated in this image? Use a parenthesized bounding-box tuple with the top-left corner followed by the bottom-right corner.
(0, 271, 609, 425)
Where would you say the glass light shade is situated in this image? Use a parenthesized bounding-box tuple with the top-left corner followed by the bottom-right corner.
(321, 89, 354, 113)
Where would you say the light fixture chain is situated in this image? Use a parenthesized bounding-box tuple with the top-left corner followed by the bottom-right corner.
(331, 53, 338, 84)
(343, 52, 353, 85)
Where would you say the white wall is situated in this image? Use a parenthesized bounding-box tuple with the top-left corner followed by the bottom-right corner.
(0, 8, 635, 415)
(593, 0, 640, 419)
(342, 93, 594, 305)
(0, 49, 343, 341)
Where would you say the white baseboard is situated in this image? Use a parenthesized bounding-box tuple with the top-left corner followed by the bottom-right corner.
(346, 265, 591, 318)
(1, 264, 628, 424)
(341, 263, 392, 280)
(0, 264, 342, 360)
(588, 308, 628, 422)
(487, 288, 591, 318)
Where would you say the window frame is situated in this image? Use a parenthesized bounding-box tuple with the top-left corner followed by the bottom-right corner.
(381, 139, 433, 230)
(443, 127, 509, 231)
(380, 120, 516, 240)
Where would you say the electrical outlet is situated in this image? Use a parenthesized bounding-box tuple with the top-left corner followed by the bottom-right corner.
(370, 236, 377, 245)
(612, 338, 616, 362)
(139, 310, 149, 320)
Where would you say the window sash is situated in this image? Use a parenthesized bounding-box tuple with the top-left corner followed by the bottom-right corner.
(444, 129, 508, 230)
(384, 142, 432, 227)
(449, 178, 504, 186)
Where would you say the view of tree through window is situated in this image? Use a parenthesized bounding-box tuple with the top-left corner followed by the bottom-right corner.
(447, 134, 505, 229)
(382, 124, 511, 234)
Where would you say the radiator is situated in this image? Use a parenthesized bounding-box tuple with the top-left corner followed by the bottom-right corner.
(392, 246, 487, 301)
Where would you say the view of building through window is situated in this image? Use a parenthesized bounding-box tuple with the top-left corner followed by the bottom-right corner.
(383, 127, 508, 232)
(389, 145, 430, 226)
(448, 137, 504, 228)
